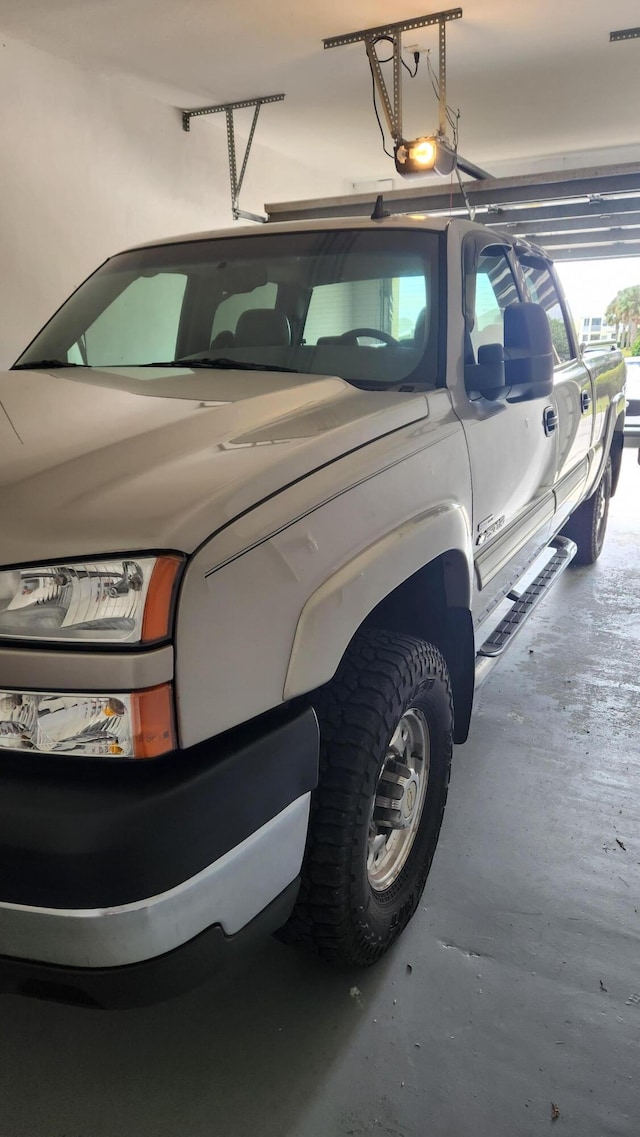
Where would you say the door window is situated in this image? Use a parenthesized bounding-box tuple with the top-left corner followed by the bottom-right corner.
(470, 250, 520, 358)
(518, 257, 575, 364)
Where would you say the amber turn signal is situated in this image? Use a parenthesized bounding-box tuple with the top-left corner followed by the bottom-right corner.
(130, 683, 176, 759)
(141, 556, 184, 643)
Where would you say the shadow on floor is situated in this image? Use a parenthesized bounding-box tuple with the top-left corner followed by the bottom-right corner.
(0, 934, 394, 1137)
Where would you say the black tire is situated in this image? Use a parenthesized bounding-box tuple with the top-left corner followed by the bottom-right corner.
(562, 456, 612, 565)
(281, 628, 453, 966)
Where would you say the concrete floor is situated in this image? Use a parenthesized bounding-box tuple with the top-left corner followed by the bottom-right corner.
(1, 451, 638, 1137)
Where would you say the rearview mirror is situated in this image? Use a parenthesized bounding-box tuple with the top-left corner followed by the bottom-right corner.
(216, 262, 269, 295)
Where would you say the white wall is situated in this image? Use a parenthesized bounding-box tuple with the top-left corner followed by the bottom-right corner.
(0, 36, 347, 368)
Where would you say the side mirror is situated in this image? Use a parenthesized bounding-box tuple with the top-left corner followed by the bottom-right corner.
(464, 342, 506, 398)
(465, 302, 554, 400)
(503, 302, 554, 396)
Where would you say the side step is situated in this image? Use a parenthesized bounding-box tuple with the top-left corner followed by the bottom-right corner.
(475, 536, 577, 690)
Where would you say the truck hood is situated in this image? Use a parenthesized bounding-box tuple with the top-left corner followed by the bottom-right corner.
(0, 366, 429, 561)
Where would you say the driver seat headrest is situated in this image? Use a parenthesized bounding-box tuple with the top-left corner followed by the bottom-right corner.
(235, 309, 291, 346)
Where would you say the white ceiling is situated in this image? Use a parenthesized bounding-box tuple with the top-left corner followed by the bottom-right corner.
(2, 0, 640, 184)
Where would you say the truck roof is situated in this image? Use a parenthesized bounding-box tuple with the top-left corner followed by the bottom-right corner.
(125, 211, 455, 252)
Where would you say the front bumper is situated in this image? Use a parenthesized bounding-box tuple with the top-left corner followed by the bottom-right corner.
(0, 879, 300, 1009)
(0, 705, 318, 1002)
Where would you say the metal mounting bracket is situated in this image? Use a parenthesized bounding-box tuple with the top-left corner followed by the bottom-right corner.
(324, 8, 462, 144)
(182, 94, 285, 221)
(610, 25, 640, 42)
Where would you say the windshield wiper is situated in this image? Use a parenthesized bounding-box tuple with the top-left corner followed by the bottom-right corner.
(12, 359, 81, 370)
(145, 357, 299, 374)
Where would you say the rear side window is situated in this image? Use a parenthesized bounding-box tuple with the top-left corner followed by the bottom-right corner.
(303, 274, 427, 346)
(518, 257, 575, 364)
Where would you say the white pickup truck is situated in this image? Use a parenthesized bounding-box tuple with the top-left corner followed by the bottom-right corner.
(0, 214, 626, 1006)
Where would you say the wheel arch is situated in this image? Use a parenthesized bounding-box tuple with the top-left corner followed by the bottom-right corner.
(360, 552, 475, 745)
(284, 507, 475, 745)
(610, 408, 625, 496)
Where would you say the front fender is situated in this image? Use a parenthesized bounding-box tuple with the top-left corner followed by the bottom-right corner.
(175, 407, 472, 749)
(284, 504, 473, 699)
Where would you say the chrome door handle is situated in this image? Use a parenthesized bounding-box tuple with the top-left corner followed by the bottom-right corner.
(581, 390, 592, 414)
(543, 406, 558, 435)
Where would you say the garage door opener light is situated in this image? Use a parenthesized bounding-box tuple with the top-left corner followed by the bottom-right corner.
(394, 135, 457, 176)
(323, 9, 489, 183)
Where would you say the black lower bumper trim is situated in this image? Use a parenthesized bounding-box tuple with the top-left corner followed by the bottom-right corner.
(0, 705, 318, 909)
(0, 879, 300, 1009)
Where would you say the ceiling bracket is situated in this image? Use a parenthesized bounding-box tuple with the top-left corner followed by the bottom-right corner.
(181, 94, 285, 221)
(324, 9, 462, 145)
(438, 17, 447, 136)
(610, 26, 640, 42)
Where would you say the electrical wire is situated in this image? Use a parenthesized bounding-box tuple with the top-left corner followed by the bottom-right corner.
(426, 52, 441, 102)
(373, 34, 394, 62)
(425, 49, 460, 139)
(455, 165, 475, 220)
(368, 56, 394, 159)
(403, 52, 420, 78)
(449, 107, 460, 151)
(368, 36, 421, 157)
(424, 48, 474, 216)
(373, 35, 420, 76)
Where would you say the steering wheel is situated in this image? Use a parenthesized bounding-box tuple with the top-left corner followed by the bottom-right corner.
(338, 327, 399, 346)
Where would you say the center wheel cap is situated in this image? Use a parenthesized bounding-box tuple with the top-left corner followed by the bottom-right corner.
(403, 781, 417, 817)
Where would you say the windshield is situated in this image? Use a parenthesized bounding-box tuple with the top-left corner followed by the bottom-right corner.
(14, 229, 441, 388)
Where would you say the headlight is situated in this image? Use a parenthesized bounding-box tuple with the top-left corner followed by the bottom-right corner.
(0, 556, 183, 644)
(0, 684, 174, 759)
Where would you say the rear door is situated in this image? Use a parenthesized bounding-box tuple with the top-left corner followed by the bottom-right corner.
(516, 251, 594, 526)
